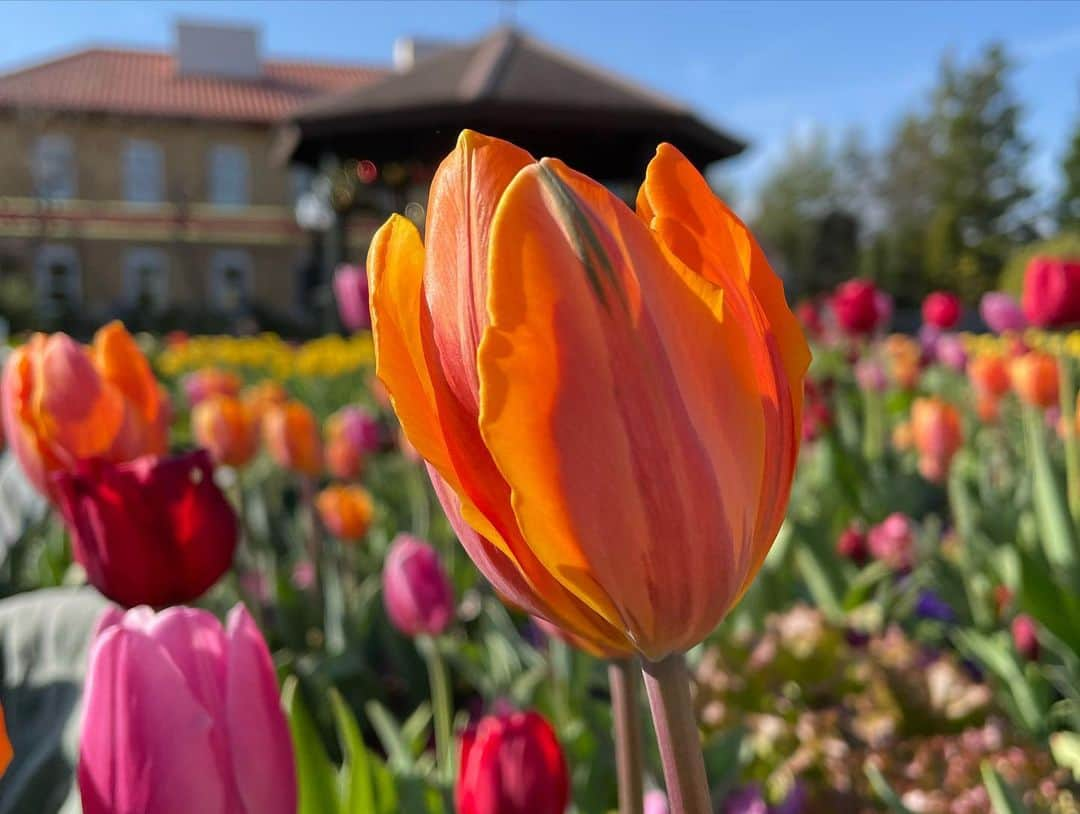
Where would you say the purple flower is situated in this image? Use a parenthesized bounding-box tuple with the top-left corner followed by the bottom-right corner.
(724, 785, 768, 814)
(915, 589, 956, 623)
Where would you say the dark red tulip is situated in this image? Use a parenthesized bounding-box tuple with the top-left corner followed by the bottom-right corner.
(456, 710, 568, 814)
(922, 291, 962, 329)
(52, 450, 238, 607)
(830, 279, 886, 336)
(836, 526, 868, 566)
(1022, 256, 1080, 328)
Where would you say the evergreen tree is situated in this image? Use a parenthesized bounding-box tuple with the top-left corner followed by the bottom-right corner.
(1059, 111, 1080, 231)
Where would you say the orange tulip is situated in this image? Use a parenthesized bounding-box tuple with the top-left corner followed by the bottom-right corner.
(0, 701, 11, 778)
(242, 380, 289, 427)
(262, 401, 322, 476)
(968, 353, 1011, 399)
(192, 394, 258, 468)
(182, 367, 241, 407)
(1, 321, 168, 499)
(367, 130, 809, 660)
(316, 484, 375, 541)
(911, 397, 963, 483)
(892, 420, 914, 452)
(883, 334, 921, 390)
(976, 392, 1000, 424)
(1010, 351, 1059, 409)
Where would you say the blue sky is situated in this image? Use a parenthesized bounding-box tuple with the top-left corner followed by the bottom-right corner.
(2, 0, 1079, 212)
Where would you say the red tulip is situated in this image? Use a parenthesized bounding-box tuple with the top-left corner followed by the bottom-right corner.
(831, 280, 887, 336)
(1022, 256, 1080, 328)
(1011, 614, 1039, 661)
(79, 604, 296, 814)
(456, 710, 568, 814)
(922, 291, 961, 329)
(52, 450, 238, 607)
(836, 526, 868, 565)
(382, 534, 455, 637)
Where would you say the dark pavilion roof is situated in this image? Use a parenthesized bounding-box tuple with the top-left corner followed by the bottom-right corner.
(277, 27, 746, 181)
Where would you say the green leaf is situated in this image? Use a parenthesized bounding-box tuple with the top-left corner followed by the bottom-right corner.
(864, 762, 915, 813)
(981, 762, 1028, 813)
(282, 675, 341, 814)
(1050, 731, 1080, 781)
(1022, 406, 1077, 574)
(328, 689, 377, 814)
(794, 545, 843, 622)
(1016, 548, 1080, 657)
(954, 630, 1046, 735)
(366, 700, 416, 772)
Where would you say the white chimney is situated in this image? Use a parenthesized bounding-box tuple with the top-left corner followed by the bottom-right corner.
(176, 21, 261, 79)
(392, 37, 450, 72)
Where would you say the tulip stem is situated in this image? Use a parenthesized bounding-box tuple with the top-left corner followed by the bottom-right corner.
(421, 635, 454, 784)
(610, 658, 645, 814)
(1058, 353, 1080, 531)
(642, 653, 710, 814)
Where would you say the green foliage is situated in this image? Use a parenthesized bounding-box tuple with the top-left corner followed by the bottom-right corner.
(1058, 113, 1080, 231)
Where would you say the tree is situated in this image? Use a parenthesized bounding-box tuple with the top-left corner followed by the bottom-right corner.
(1059, 110, 1080, 231)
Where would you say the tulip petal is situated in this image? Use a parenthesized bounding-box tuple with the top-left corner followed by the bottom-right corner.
(226, 604, 297, 814)
(425, 130, 533, 415)
(636, 144, 810, 593)
(92, 321, 167, 457)
(369, 214, 629, 652)
(479, 159, 767, 657)
(78, 627, 227, 814)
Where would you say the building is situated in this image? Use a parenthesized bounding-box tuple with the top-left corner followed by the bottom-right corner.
(0, 22, 384, 332)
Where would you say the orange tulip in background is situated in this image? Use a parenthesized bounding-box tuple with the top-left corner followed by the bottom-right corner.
(0, 321, 168, 499)
(968, 353, 1012, 400)
(883, 334, 921, 390)
(262, 401, 322, 476)
(911, 397, 963, 483)
(316, 484, 375, 541)
(1010, 351, 1059, 409)
(242, 380, 289, 427)
(0, 701, 11, 778)
(367, 130, 809, 660)
(192, 394, 258, 468)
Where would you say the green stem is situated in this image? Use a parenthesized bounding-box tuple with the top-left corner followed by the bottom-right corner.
(610, 658, 645, 814)
(862, 390, 884, 462)
(642, 653, 710, 814)
(1057, 352, 1080, 531)
(422, 635, 454, 783)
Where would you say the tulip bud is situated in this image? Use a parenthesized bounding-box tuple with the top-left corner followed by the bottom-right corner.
(1022, 256, 1080, 328)
(382, 534, 455, 637)
(262, 401, 322, 476)
(979, 292, 1027, 334)
(1010, 352, 1059, 409)
(830, 279, 885, 336)
(52, 450, 238, 607)
(922, 291, 962, 329)
(837, 526, 869, 565)
(644, 789, 670, 814)
(192, 394, 258, 468)
(1, 322, 168, 499)
(323, 406, 382, 479)
(182, 367, 241, 407)
(1011, 614, 1039, 661)
(911, 397, 962, 484)
(456, 710, 568, 814)
(867, 513, 915, 572)
(0, 702, 10, 779)
(316, 484, 374, 541)
(968, 354, 1011, 399)
(333, 263, 371, 332)
(79, 604, 296, 814)
(883, 334, 921, 390)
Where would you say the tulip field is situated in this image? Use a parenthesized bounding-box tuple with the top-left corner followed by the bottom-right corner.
(2, 134, 1080, 814)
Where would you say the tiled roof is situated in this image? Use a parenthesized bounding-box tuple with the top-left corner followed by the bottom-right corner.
(0, 48, 387, 123)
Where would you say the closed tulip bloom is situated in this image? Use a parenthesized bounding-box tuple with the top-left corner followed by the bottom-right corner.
(830, 279, 884, 336)
(968, 353, 1011, 399)
(52, 450, 238, 607)
(183, 367, 242, 407)
(1022, 256, 1080, 328)
(911, 397, 963, 483)
(456, 709, 568, 814)
(316, 484, 374, 541)
(922, 291, 962, 329)
(0, 702, 10, 779)
(1010, 351, 1059, 409)
(333, 263, 371, 332)
(368, 130, 809, 659)
(262, 401, 322, 476)
(1011, 614, 1039, 661)
(980, 292, 1027, 334)
(1, 321, 168, 499)
(193, 395, 258, 468)
(382, 534, 455, 637)
(79, 604, 296, 814)
(883, 334, 921, 390)
(868, 513, 915, 571)
(326, 405, 382, 454)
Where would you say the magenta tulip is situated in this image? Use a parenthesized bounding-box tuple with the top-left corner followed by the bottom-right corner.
(382, 534, 455, 637)
(979, 292, 1027, 334)
(1022, 256, 1080, 328)
(78, 604, 296, 814)
(333, 263, 371, 332)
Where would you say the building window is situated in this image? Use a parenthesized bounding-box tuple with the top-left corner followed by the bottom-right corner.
(34, 245, 80, 313)
(210, 249, 253, 311)
(124, 140, 165, 204)
(208, 145, 249, 207)
(124, 248, 169, 312)
(33, 134, 76, 200)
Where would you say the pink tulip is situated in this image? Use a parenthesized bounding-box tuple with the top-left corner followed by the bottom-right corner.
(333, 263, 371, 332)
(79, 604, 296, 814)
(645, 789, 671, 814)
(935, 333, 968, 372)
(854, 358, 887, 393)
(382, 534, 455, 637)
(979, 292, 1027, 334)
(867, 513, 915, 572)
